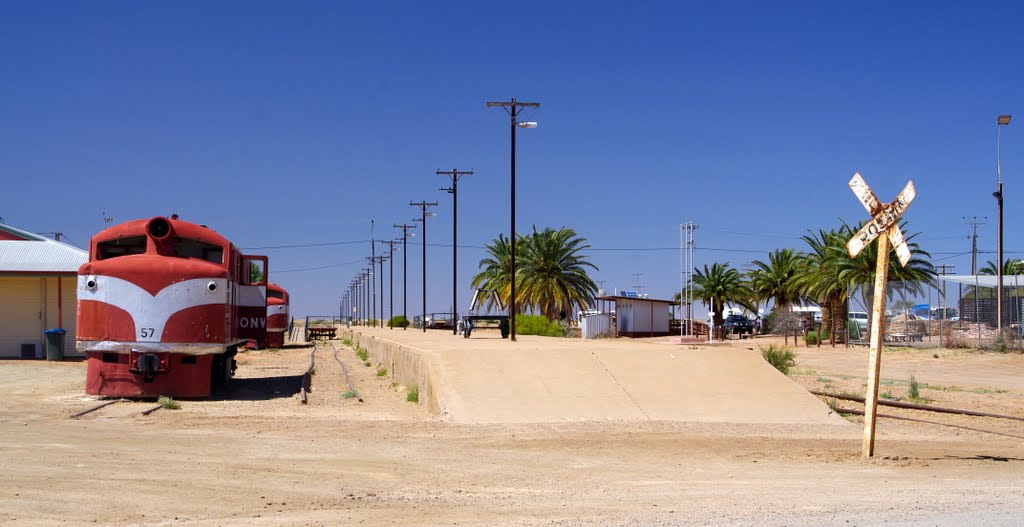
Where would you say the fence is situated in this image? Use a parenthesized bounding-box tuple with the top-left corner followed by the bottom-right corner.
(846, 278, 1024, 351)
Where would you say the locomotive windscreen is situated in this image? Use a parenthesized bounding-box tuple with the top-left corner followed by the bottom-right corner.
(97, 236, 147, 259)
(172, 237, 224, 264)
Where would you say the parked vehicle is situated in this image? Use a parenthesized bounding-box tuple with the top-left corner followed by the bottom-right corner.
(722, 314, 754, 337)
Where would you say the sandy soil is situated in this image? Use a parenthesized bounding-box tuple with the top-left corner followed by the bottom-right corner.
(0, 336, 1022, 526)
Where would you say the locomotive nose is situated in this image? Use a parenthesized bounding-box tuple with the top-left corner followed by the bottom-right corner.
(147, 217, 173, 240)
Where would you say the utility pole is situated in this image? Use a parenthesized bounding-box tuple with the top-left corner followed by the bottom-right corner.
(965, 216, 987, 345)
(395, 223, 417, 329)
(631, 272, 644, 289)
(372, 222, 380, 329)
(381, 240, 400, 328)
(411, 201, 438, 333)
(438, 168, 473, 335)
(486, 98, 540, 342)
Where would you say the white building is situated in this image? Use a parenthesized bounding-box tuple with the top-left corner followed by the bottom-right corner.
(595, 294, 675, 338)
(0, 222, 87, 358)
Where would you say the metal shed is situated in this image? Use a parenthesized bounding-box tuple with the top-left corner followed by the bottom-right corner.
(0, 222, 87, 358)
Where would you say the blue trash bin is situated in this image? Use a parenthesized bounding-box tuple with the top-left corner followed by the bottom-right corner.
(44, 328, 66, 361)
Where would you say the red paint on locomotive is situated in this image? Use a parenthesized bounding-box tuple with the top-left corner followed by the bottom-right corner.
(76, 216, 268, 397)
(265, 283, 290, 348)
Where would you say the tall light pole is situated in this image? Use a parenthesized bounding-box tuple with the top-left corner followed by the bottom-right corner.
(395, 223, 417, 328)
(411, 201, 438, 333)
(486, 98, 540, 341)
(438, 168, 473, 335)
(996, 115, 1012, 336)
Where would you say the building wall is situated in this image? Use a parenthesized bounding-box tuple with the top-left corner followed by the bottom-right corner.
(614, 299, 671, 337)
(43, 276, 78, 355)
(0, 276, 79, 358)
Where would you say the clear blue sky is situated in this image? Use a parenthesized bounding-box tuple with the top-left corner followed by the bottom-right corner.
(2, 1, 1021, 318)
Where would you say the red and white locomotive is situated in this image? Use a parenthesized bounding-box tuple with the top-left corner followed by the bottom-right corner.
(76, 215, 268, 397)
(265, 283, 290, 348)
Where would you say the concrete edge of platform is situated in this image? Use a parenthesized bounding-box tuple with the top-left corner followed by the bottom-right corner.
(340, 328, 442, 416)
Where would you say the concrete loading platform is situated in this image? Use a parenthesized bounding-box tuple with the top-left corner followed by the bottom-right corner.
(342, 326, 849, 426)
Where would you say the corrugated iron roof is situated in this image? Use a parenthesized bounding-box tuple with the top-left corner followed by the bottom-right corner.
(0, 223, 87, 273)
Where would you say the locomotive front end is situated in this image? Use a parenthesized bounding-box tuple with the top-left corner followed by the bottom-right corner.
(77, 216, 237, 397)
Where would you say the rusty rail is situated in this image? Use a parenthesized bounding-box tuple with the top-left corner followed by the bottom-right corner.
(69, 399, 121, 419)
(329, 342, 362, 402)
(300, 346, 316, 404)
(141, 404, 163, 416)
(812, 390, 1024, 422)
(833, 407, 1024, 440)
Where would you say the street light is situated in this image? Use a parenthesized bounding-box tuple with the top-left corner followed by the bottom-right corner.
(486, 98, 540, 342)
(996, 114, 1012, 336)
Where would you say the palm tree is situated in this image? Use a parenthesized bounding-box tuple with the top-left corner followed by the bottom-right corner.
(837, 219, 935, 303)
(470, 234, 514, 312)
(749, 248, 804, 311)
(471, 227, 599, 320)
(980, 259, 1024, 275)
(796, 227, 850, 345)
(516, 226, 599, 320)
(691, 262, 753, 332)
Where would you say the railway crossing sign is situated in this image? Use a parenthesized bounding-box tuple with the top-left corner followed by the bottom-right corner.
(845, 173, 917, 459)
(846, 173, 916, 266)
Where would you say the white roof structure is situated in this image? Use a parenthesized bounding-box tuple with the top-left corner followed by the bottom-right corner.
(937, 275, 1024, 288)
(0, 223, 87, 274)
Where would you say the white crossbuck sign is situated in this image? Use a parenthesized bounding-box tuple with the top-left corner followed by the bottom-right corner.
(845, 173, 916, 267)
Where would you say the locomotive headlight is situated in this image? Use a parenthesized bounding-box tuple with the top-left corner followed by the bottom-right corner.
(86, 278, 98, 291)
(207, 281, 218, 292)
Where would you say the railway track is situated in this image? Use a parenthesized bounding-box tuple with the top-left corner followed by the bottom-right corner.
(69, 399, 166, 419)
(297, 341, 363, 405)
(328, 341, 362, 402)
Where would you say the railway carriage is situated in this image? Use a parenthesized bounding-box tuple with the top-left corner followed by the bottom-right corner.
(264, 283, 290, 348)
(76, 215, 268, 397)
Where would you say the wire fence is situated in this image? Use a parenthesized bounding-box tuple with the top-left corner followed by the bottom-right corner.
(846, 279, 1024, 351)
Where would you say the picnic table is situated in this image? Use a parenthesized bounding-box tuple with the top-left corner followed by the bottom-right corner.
(887, 333, 923, 343)
(306, 326, 337, 340)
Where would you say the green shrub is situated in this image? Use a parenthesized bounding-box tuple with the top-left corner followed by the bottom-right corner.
(355, 348, 369, 361)
(342, 338, 353, 347)
(388, 315, 410, 328)
(407, 385, 419, 403)
(341, 390, 357, 399)
(376, 366, 388, 377)
(157, 396, 181, 410)
(804, 329, 828, 345)
(760, 344, 796, 375)
(908, 374, 920, 400)
(515, 314, 564, 337)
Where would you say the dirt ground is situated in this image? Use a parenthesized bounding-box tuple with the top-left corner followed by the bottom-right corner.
(1, 335, 1022, 526)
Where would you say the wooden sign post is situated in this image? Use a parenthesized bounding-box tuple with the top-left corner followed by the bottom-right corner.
(845, 173, 916, 459)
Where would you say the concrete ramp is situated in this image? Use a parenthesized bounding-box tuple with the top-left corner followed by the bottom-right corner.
(347, 328, 847, 425)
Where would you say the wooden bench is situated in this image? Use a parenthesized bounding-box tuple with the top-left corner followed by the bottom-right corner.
(306, 326, 337, 340)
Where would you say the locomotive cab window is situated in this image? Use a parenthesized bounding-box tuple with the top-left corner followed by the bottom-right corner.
(268, 290, 285, 300)
(172, 237, 224, 264)
(242, 258, 267, 285)
(97, 236, 147, 260)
